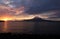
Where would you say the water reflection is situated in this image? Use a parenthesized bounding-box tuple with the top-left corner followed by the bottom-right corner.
(3, 21, 8, 32)
(2, 21, 34, 33)
(0, 21, 60, 34)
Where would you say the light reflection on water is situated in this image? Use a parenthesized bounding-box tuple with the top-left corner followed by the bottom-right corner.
(2, 21, 34, 34)
(3, 21, 8, 32)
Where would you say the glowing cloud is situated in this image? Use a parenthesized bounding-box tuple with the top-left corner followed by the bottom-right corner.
(0, 4, 25, 15)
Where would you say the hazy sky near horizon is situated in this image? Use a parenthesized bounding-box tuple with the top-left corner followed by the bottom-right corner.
(0, 0, 60, 21)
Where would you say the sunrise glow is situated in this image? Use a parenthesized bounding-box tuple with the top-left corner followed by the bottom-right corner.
(1, 18, 11, 21)
(0, 15, 14, 21)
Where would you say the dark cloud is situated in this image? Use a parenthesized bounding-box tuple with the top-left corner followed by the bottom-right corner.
(25, 0, 60, 14)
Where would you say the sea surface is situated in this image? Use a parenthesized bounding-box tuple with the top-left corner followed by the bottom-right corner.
(0, 21, 60, 34)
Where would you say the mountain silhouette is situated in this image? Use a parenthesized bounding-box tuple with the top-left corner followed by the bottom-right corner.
(22, 17, 59, 22)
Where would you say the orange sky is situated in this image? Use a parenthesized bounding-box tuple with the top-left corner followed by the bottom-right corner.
(0, 15, 14, 21)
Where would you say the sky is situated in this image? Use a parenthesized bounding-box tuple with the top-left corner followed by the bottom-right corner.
(0, 0, 60, 21)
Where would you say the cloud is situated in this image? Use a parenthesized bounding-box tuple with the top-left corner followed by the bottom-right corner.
(0, 4, 25, 15)
(0, 4, 34, 20)
(26, 0, 60, 14)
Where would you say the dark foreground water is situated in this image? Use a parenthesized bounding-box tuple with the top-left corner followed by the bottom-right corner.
(0, 21, 60, 34)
